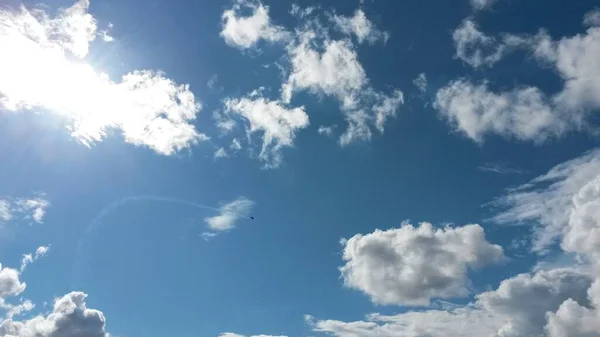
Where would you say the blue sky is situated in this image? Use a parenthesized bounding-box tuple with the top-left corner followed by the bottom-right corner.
(1, 0, 600, 336)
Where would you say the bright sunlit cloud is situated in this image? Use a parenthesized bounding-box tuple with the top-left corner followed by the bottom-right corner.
(0, 0, 207, 155)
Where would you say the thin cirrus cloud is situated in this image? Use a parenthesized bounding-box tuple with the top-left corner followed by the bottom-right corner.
(339, 222, 505, 306)
(0, 0, 207, 155)
(204, 197, 255, 232)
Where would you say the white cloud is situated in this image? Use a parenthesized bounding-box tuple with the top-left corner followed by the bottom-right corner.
(204, 197, 255, 232)
(0, 265, 26, 298)
(0, 197, 50, 225)
(478, 268, 592, 337)
(20, 246, 50, 272)
(434, 80, 569, 143)
(310, 268, 592, 337)
(584, 8, 600, 27)
(413, 73, 427, 94)
(0, 202, 11, 223)
(220, 0, 289, 49)
(230, 138, 242, 151)
(223, 92, 309, 168)
(546, 279, 600, 337)
(290, 4, 317, 19)
(453, 19, 506, 68)
(16, 199, 49, 224)
(478, 163, 528, 175)
(214, 147, 228, 159)
(317, 125, 335, 137)
(0, 292, 108, 337)
(0, 1, 206, 155)
(492, 148, 600, 253)
(282, 28, 403, 145)
(470, 0, 497, 11)
(543, 25, 600, 112)
(372, 89, 404, 133)
(339, 222, 504, 306)
(332, 9, 388, 44)
(282, 38, 367, 105)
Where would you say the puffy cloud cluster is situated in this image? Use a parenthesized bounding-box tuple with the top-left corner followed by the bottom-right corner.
(219, 2, 403, 165)
(339, 222, 505, 306)
(437, 11, 600, 144)
(434, 80, 567, 143)
(0, 197, 50, 225)
(310, 267, 593, 337)
(281, 17, 403, 146)
(0, 0, 206, 155)
(0, 292, 108, 337)
(220, 0, 289, 49)
(493, 148, 600, 336)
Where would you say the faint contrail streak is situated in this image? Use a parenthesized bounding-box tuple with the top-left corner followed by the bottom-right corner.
(70, 195, 229, 288)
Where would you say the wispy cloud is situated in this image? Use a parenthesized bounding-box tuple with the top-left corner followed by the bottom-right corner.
(223, 90, 309, 168)
(478, 163, 528, 175)
(20, 245, 50, 272)
(204, 197, 255, 232)
(0, 196, 50, 225)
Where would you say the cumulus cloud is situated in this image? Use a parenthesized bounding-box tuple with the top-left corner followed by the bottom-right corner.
(0, 0, 206, 155)
(441, 12, 600, 144)
(310, 268, 592, 337)
(584, 8, 600, 27)
(204, 197, 255, 232)
(434, 80, 569, 143)
(339, 222, 504, 306)
(0, 197, 50, 225)
(492, 149, 600, 336)
(282, 25, 403, 145)
(220, 0, 289, 49)
(0, 265, 26, 298)
(538, 23, 600, 112)
(223, 91, 309, 168)
(332, 9, 388, 44)
(0, 292, 108, 337)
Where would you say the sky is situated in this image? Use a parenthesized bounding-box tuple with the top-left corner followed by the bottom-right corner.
(0, 0, 600, 336)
